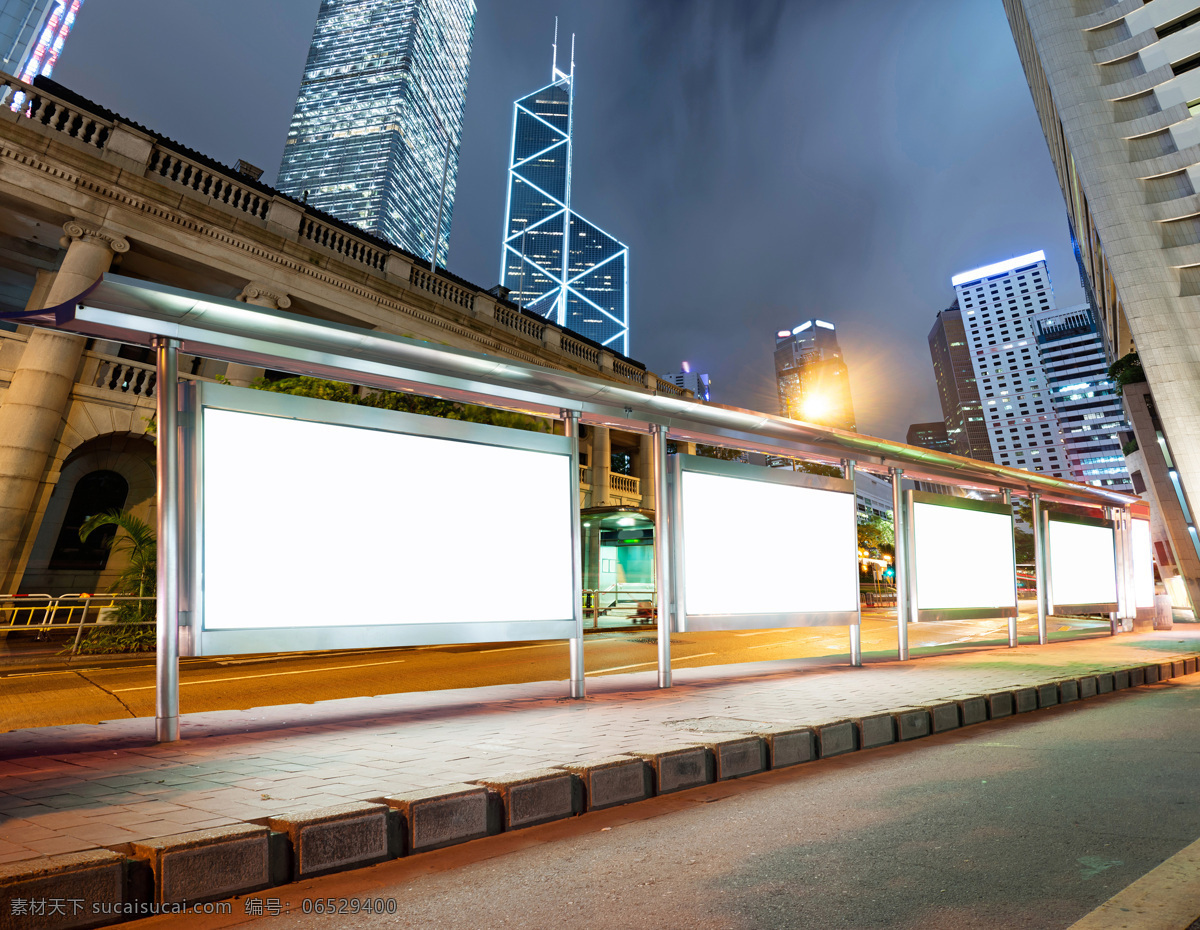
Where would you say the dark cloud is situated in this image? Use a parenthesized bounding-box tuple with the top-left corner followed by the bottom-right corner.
(51, 0, 1083, 441)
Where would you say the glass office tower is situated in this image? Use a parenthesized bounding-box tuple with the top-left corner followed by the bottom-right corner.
(2, 0, 83, 82)
(500, 39, 630, 355)
(278, 0, 475, 266)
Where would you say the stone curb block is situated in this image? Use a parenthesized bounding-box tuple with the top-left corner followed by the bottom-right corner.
(0, 850, 126, 930)
(1185, 657, 1197, 676)
(1079, 676, 1098, 699)
(750, 727, 816, 768)
(856, 714, 896, 749)
(131, 824, 270, 905)
(267, 802, 390, 881)
(559, 756, 652, 811)
(1059, 679, 1080, 702)
(703, 737, 767, 780)
(958, 697, 988, 726)
(987, 692, 1014, 719)
(1097, 673, 1114, 694)
(1144, 664, 1160, 684)
(925, 702, 960, 733)
(1130, 665, 1146, 686)
(628, 746, 712, 793)
(378, 783, 488, 853)
(1113, 669, 1131, 690)
(1036, 683, 1059, 708)
(475, 768, 580, 832)
(1159, 662, 1173, 681)
(817, 721, 857, 758)
(1173, 659, 1187, 678)
(1013, 687, 1037, 713)
(894, 709, 931, 741)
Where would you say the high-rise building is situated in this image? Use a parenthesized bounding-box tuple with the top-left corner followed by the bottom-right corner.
(499, 35, 629, 355)
(1034, 304, 1132, 493)
(951, 251, 1071, 477)
(1004, 0, 1200, 612)
(906, 422, 956, 454)
(774, 320, 855, 431)
(2, 0, 82, 83)
(662, 362, 709, 401)
(927, 301, 993, 462)
(277, 0, 476, 266)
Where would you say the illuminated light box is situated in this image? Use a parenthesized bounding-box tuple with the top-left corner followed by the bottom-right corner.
(1045, 512, 1117, 613)
(907, 491, 1017, 621)
(1132, 518, 1155, 611)
(671, 455, 859, 631)
(182, 382, 576, 655)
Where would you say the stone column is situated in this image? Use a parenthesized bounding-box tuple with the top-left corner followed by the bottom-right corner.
(0, 222, 130, 591)
(636, 432, 654, 511)
(591, 426, 611, 507)
(224, 284, 291, 386)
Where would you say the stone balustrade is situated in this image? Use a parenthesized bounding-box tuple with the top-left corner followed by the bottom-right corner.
(298, 215, 387, 272)
(494, 303, 545, 341)
(147, 149, 269, 220)
(609, 472, 640, 496)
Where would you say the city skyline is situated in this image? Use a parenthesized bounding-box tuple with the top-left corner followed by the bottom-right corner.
(45, 1, 1086, 441)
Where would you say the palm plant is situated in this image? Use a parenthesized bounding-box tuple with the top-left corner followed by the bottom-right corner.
(76, 509, 156, 652)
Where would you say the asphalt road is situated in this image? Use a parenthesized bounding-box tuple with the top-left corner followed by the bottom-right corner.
(140, 673, 1200, 930)
(0, 611, 1108, 732)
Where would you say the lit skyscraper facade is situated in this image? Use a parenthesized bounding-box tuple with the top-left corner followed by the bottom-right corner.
(773, 320, 855, 431)
(927, 301, 993, 462)
(500, 39, 629, 355)
(662, 363, 710, 401)
(2, 0, 83, 82)
(278, 0, 475, 266)
(952, 251, 1070, 477)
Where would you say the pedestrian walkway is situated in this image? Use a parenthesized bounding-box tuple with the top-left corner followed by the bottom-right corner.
(2, 629, 1198, 873)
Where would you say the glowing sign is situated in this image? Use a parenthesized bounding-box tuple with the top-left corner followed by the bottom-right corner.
(201, 406, 575, 631)
(815, 320, 835, 329)
(678, 467, 857, 617)
(776, 330, 791, 338)
(1047, 515, 1117, 608)
(1132, 518, 1155, 610)
(18, 0, 83, 84)
(951, 250, 1046, 287)
(792, 322, 812, 334)
(911, 497, 1016, 614)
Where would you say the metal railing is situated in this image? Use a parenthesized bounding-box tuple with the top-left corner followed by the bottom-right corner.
(0, 594, 155, 654)
(583, 586, 656, 629)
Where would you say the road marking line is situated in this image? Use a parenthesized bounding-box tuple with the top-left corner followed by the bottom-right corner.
(477, 644, 560, 653)
(748, 640, 793, 649)
(673, 652, 716, 662)
(112, 658, 408, 691)
(733, 630, 776, 637)
(590, 661, 658, 674)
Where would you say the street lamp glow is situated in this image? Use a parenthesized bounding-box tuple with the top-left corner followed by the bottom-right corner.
(801, 394, 832, 421)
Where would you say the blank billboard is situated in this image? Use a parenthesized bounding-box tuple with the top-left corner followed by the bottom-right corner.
(1047, 516, 1117, 609)
(678, 467, 858, 619)
(1132, 518, 1155, 610)
(911, 496, 1016, 617)
(201, 406, 575, 631)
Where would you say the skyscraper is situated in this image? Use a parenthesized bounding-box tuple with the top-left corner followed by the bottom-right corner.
(278, 0, 475, 266)
(927, 301, 993, 462)
(1004, 0, 1200, 609)
(662, 362, 710, 401)
(1033, 304, 1132, 493)
(499, 33, 629, 355)
(2, 0, 82, 83)
(774, 320, 855, 431)
(951, 251, 1070, 477)
(906, 422, 955, 454)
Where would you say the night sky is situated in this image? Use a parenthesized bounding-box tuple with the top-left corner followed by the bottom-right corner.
(51, 0, 1084, 441)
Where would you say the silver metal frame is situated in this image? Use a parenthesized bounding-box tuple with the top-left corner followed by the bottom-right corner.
(906, 490, 1019, 624)
(1043, 509, 1119, 616)
(154, 337, 180, 742)
(1032, 492, 1049, 645)
(669, 453, 860, 633)
(843, 458, 862, 667)
(1003, 488, 1018, 648)
(651, 425, 672, 688)
(180, 381, 579, 656)
(892, 468, 910, 661)
(563, 410, 586, 697)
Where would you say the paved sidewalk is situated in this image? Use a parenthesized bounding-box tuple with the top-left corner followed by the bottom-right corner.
(1, 630, 1198, 868)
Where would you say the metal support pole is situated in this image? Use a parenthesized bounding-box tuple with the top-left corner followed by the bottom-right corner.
(890, 468, 909, 661)
(1122, 504, 1136, 631)
(843, 459, 861, 666)
(562, 410, 586, 698)
(154, 336, 180, 742)
(651, 424, 672, 688)
(1109, 506, 1124, 636)
(1004, 489, 1018, 648)
(1032, 491, 1049, 645)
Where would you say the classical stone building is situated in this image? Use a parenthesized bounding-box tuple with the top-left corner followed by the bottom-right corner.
(0, 74, 689, 597)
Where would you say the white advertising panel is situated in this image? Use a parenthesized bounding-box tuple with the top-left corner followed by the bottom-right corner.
(911, 497, 1016, 616)
(200, 404, 575, 633)
(1132, 518, 1155, 610)
(1047, 516, 1117, 609)
(678, 467, 858, 619)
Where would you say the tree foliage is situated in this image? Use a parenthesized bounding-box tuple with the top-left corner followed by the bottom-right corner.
(75, 509, 157, 653)
(1108, 352, 1145, 390)
(251, 376, 551, 433)
(857, 515, 894, 555)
